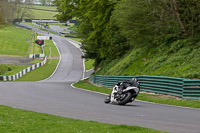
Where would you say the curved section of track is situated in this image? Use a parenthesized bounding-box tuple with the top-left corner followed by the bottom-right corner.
(0, 26, 200, 133)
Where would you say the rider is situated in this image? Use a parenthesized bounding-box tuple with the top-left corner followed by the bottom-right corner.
(120, 78, 140, 90)
(104, 78, 140, 104)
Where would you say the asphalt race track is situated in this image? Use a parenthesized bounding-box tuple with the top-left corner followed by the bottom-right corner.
(0, 25, 200, 133)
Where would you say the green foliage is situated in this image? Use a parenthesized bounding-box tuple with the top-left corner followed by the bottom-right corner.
(54, 0, 117, 63)
(96, 39, 200, 79)
(55, 0, 200, 79)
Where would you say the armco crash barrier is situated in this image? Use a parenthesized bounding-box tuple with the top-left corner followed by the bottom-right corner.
(0, 56, 47, 81)
(89, 75, 200, 100)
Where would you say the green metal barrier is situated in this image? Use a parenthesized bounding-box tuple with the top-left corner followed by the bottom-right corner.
(89, 75, 200, 99)
(183, 80, 200, 99)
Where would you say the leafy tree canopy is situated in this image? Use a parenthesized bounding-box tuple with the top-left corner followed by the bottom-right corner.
(54, 0, 200, 67)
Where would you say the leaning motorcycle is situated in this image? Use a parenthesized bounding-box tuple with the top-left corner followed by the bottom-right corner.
(104, 78, 140, 105)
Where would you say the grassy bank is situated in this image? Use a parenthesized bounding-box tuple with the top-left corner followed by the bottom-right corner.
(26, 5, 58, 19)
(0, 25, 33, 56)
(96, 39, 200, 79)
(85, 59, 95, 71)
(30, 5, 57, 11)
(30, 10, 57, 19)
(0, 105, 164, 133)
(73, 79, 200, 109)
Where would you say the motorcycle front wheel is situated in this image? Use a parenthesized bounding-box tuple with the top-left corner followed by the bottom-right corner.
(104, 95, 111, 104)
(118, 92, 132, 105)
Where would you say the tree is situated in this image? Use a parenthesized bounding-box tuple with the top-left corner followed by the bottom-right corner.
(15, 0, 33, 22)
(0, 0, 15, 23)
(54, 0, 200, 67)
(54, 0, 80, 21)
(0, 2, 5, 24)
(0, 0, 33, 24)
(54, 0, 117, 64)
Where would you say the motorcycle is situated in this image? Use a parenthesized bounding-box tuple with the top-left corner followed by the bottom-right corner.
(104, 78, 140, 105)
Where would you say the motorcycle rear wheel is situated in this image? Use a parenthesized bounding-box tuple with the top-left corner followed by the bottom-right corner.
(118, 92, 132, 105)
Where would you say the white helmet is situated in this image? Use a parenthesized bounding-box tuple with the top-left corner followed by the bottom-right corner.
(131, 78, 138, 82)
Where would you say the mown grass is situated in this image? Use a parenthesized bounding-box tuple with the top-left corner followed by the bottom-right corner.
(48, 23, 66, 27)
(44, 40, 59, 57)
(23, 5, 58, 19)
(0, 66, 9, 75)
(0, 64, 28, 76)
(29, 43, 42, 54)
(0, 58, 58, 79)
(15, 37, 60, 81)
(65, 37, 82, 43)
(74, 80, 112, 94)
(0, 105, 163, 133)
(0, 25, 33, 56)
(30, 5, 57, 11)
(73, 79, 200, 109)
(21, 22, 37, 27)
(29, 59, 43, 64)
(0, 25, 59, 81)
(16, 59, 59, 81)
(29, 9, 58, 19)
(137, 93, 200, 108)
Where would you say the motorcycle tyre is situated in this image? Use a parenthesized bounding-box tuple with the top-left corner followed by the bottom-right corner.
(104, 95, 111, 104)
(118, 92, 132, 105)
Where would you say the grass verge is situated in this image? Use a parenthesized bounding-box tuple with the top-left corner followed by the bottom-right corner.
(44, 40, 59, 57)
(0, 105, 164, 133)
(21, 22, 37, 27)
(0, 64, 28, 76)
(73, 79, 200, 109)
(0, 58, 59, 81)
(65, 37, 82, 43)
(85, 59, 94, 71)
(16, 59, 59, 81)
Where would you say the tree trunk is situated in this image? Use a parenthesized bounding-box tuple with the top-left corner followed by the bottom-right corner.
(172, 0, 188, 35)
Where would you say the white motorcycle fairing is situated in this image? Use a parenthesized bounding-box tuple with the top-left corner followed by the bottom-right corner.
(110, 85, 119, 104)
(104, 78, 140, 105)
